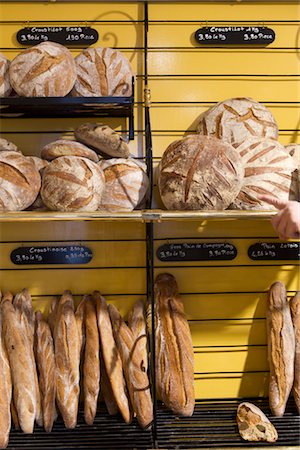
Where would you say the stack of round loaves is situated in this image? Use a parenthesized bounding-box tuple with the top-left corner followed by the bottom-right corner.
(158, 97, 297, 210)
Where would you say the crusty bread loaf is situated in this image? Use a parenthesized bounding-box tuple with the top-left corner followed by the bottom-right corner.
(158, 135, 244, 210)
(197, 97, 278, 145)
(267, 281, 295, 416)
(41, 156, 105, 212)
(128, 300, 148, 373)
(286, 144, 300, 202)
(0, 308, 12, 449)
(290, 292, 300, 413)
(83, 296, 100, 426)
(35, 311, 56, 433)
(236, 402, 278, 442)
(9, 42, 76, 97)
(98, 159, 149, 212)
(153, 273, 195, 416)
(230, 137, 296, 209)
(101, 354, 119, 416)
(26, 157, 49, 210)
(75, 123, 130, 159)
(41, 139, 99, 163)
(75, 296, 86, 357)
(0, 53, 12, 97)
(72, 47, 133, 97)
(94, 291, 131, 424)
(0, 138, 19, 153)
(108, 304, 153, 429)
(0, 151, 41, 211)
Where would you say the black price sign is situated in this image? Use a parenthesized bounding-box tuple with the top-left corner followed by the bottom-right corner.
(11, 245, 93, 265)
(248, 242, 300, 261)
(17, 26, 99, 46)
(195, 26, 275, 45)
(157, 242, 237, 262)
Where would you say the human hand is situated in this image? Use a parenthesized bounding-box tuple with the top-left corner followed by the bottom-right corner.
(258, 195, 300, 240)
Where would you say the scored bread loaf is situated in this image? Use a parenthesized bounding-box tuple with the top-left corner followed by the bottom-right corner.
(108, 304, 153, 429)
(0, 53, 12, 97)
(290, 292, 300, 413)
(41, 156, 105, 212)
(236, 402, 278, 442)
(128, 300, 148, 373)
(72, 47, 133, 97)
(197, 97, 278, 146)
(0, 151, 41, 211)
(0, 308, 12, 449)
(98, 159, 149, 212)
(0, 138, 19, 153)
(230, 137, 296, 209)
(158, 135, 244, 210)
(41, 139, 99, 163)
(74, 123, 130, 159)
(153, 273, 195, 416)
(267, 281, 295, 416)
(9, 41, 76, 97)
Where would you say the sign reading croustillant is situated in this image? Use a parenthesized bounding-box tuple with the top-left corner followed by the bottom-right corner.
(11, 245, 93, 265)
(195, 26, 275, 45)
(17, 27, 99, 46)
(157, 242, 237, 262)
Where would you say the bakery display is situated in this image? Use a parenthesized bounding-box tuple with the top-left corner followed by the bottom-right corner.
(72, 47, 133, 97)
(158, 135, 243, 210)
(41, 140, 99, 163)
(236, 402, 278, 442)
(290, 292, 300, 413)
(0, 53, 12, 97)
(9, 41, 76, 97)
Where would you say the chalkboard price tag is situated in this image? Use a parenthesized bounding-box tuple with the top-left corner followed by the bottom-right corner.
(195, 26, 275, 45)
(248, 242, 300, 261)
(157, 243, 237, 262)
(17, 27, 99, 46)
(11, 245, 93, 265)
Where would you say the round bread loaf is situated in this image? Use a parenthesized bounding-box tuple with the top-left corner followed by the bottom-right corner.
(72, 47, 133, 97)
(9, 42, 76, 97)
(41, 139, 99, 162)
(41, 156, 105, 212)
(285, 144, 300, 202)
(197, 97, 278, 146)
(0, 151, 41, 211)
(98, 159, 149, 212)
(0, 53, 12, 97)
(75, 123, 130, 158)
(26, 157, 49, 210)
(0, 138, 19, 152)
(158, 135, 244, 210)
(230, 137, 296, 209)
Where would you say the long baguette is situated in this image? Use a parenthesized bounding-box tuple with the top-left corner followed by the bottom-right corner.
(128, 300, 148, 373)
(290, 291, 300, 412)
(101, 353, 119, 416)
(0, 308, 12, 448)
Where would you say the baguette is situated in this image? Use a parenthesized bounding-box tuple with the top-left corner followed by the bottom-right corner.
(267, 281, 295, 416)
(0, 308, 12, 448)
(290, 292, 300, 412)
(75, 296, 86, 357)
(101, 353, 119, 416)
(109, 304, 153, 429)
(236, 402, 278, 442)
(128, 300, 148, 373)
(10, 400, 20, 430)
(94, 291, 131, 424)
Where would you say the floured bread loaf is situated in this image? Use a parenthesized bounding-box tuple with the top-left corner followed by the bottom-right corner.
(0, 151, 41, 211)
(72, 47, 133, 97)
(230, 137, 296, 209)
(0, 53, 12, 97)
(26, 156, 48, 210)
(98, 159, 149, 212)
(75, 123, 130, 158)
(237, 402, 278, 442)
(197, 97, 278, 145)
(290, 292, 300, 413)
(41, 156, 105, 212)
(9, 41, 76, 97)
(41, 139, 99, 163)
(285, 143, 300, 201)
(0, 138, 19, 152)
(158, 135, 244, 210)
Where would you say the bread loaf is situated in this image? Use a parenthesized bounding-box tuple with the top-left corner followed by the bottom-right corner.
(72, 47, 133, 97)
(158, 135, 243, 210)
(41, 139, 99, 163)
(109, 304, 153, 429)
(0, 151, 41, 211)
(267, 281, 295, 416)
(101, 354, 119, 416)
(290, 292, 300, 413)
(75, 296, 86, 357)
(128, 300, 148, 373)
(9, 42, 76, 97)
(230, 137, 296, 209)
(197, 97, 278, 145)
(35, 311, 56, 433)
(75, 123, 130, 158)
(286, 144, 300, 201)
(41, 156, 105, 212)
(0, 138, 19, 153)
(153, 273, 195, 416)
(98, 159, 149, 212)
(0, 53, 12, 97)
(94, 291, 131, 424)
(0, 308, 12, 449)
(236, 402, 278, 442)
(26, 157, 48, 210)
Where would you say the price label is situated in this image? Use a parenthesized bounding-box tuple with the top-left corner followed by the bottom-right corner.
(17, 26, 99, 46)
(11, 245, 93, 265)
(195, 26, 275, 45)
(157, 243, 237, 262)
(248, 242, 300, 261)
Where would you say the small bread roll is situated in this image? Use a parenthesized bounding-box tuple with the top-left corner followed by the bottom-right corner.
(237, 402, 278, 442)
(41, 139, 99, 163)
(0, 138, 19, 153)
(0, 53, 12, 97)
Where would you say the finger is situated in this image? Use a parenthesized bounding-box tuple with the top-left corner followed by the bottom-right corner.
(257, 194, 287, 210)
